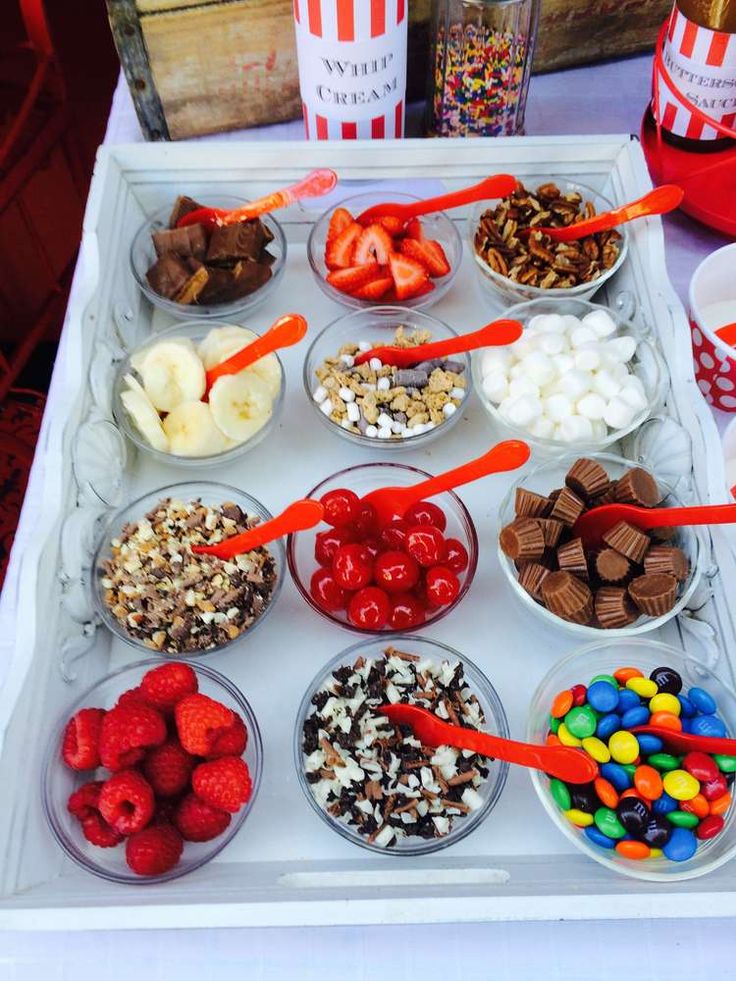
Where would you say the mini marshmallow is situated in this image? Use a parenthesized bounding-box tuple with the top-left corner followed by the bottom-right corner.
(552, 353, 575, 376)
(369, 357, 382, 371)
(358, 340, 372, 352)
(577, 392, 607, 420)
(319, 399, 333, 416)
(500, 394, 543, 428)
(346, 402, 361, 423)
(509, 376, 540, 399)
(562, 314, 583, 332)
(482, 372, 509, 404)
(574, 348, 601, 372)
(604, 396, 637, 430)
(593, 369, 622, 400)
(554, 369, 593, 400)
(391, 419, 404, 433)
(582, 309, 617, 338)
(522, 351, 556, 387)
(365, 424, 378, 438)
(560, 415, 594, 443)
(544, 393, 574, 422)
(339, 386, 356, 403)
(619, 380, 648, 412)
(377, 426, 392, 439)
(340, 353, 355, 368)
(340, 418, 353, 430)
(377, 412, 393, 429)
(450, 386, 465, 400)
(538, 332, 566, 356)
(528, 416, 555, 439)
(604, 335, 637, 363)
(570, 325, 597, 348)
(530, 313, 567, 333)
(510, 363, 526, 380)
(376, 377, 391, 391)
(481, 348, 511, 376)
(443, 402, 457, 417)
(312, 385, 328, 403)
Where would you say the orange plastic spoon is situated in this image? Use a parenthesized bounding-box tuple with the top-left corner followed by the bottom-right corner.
(178, 169, 338, 228)
(353, 319, 523, 368)
(574, 500, 736, 547)
(715, 322, 736, 346)
(356, 174, 519, 225)
(192, 499, 324, 559)
(362, 439, 530, 527)
(206, 313, 308, 390)
(532, 185, 684, 242)
(379, 703, 599, 784)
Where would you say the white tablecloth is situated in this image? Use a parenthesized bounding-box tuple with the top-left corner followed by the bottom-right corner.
(1, 54, 734, 979)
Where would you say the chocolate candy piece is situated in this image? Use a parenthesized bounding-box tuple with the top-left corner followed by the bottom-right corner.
(515, 487, 551, 518)
(616, 796, 650, 837)
(594, 547, 631, 584)
(499, 518, 545, 561)
(602, 520, 650, 564)
(565, 458, 610, 499)
(644, 545, 689, 582)
(595, 586, 638, 628)
(199, 261, 271, 305)
(538, 518, 564, 547)
(145, 253, 193, 300)
(167, 195, 205, 227)
(650, 525, 676, 542)
(206, 220, 266, 264)
(549, 487, 585, 527)
(517, 561, 550, 600)
(614, 467, 660, 507)
(152, 223, 208, 259)
(628, 573, 678, 616)
(174, 264, 209, 304)
(649, 665, 683, 695)
(541, 571, 593, 624)
(557, 538, 588, 580)
(593, 483, 617, 506)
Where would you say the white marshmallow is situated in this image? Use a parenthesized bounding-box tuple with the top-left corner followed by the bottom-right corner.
(481, 348, 510, 376)
(340, 418, 353, 430)
(443, 402, 457, 418)
(365, 424, 378, 438)
(544, 394, 574, 422)
(369, 357, 382, 371)
(376, 377, 391, 391)
(346, 401, 361, 423)
(570, 325, 597, 348)
(604, 396, 637, 430)
(312, 385, 328, 403)
(339, 386, 356, 403)
(510, 363, 526, 380)
(522, 351, 556, 387)
(562, 314, 583, 332)
(500, 394, 543, 428)
(391, 419, 404, 433)
(556, 369, 593, 400)
(619, 381, 648, 413)
(604, 336, 637, 363)
(538, 332, 566, 356)
(582, 309, 618, 338)
(376, 412, 393, 429)
(552, 353, 575, 376)
(377, 426, 392, 439)
(560, 415, 594, 443)
(319, 399, 333, 416)
(340, 353, 355, 368)
(574, 348, 601, 372)
(482, 373, 508, 404)
(510, 338, 533, 360)
(593, 369, 622, 400)
(577, 392, 607, 420)
(529, 416, 555, 439)
(450, 386, 465, 400)
(358, 340, 373, 352)
(509, 377, 540, 399)
(531, 313, 567, 333)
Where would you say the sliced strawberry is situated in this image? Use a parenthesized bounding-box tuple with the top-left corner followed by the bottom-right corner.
(325, 222, 362, 270)
(404, 218, 424, 241)
(326, 262, 381, 294)
(375, 215, 406, 237)
(353, 224, 393, 266)
(326, 207, 353, 244)
(399, 238, 451, 278)
(351, 276, 394, 300)
(388, 252, 429, 300)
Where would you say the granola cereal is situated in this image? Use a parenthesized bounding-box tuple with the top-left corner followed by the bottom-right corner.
(302, 646, 492, 847)
(473, 182, 622, 290)
(100, 497, 277, 654)
(312, 326, 467, 439)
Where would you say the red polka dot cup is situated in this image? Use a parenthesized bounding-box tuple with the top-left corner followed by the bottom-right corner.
(689, 243, 736, 412)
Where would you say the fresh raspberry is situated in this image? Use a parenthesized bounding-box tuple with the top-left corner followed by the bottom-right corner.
(206, 713, 248, 759)
(125, 824, 183, 876)
(173, 792, 231, 842)
(140, 662, 198, 713)
(98, 770, 155, 835)
(192, 756, 252, 814)
(67, 780, 104, 820)
(116, 687, 147, 709)
(61, 708, 105, 770)
(174, 694, 234, 757)
(81, 813, 124, 848)
(142, 739, 195, 798)
(99, 703, 167, 771)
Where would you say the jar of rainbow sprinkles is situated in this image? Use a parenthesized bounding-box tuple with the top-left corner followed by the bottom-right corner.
(427, 0, 539, 138)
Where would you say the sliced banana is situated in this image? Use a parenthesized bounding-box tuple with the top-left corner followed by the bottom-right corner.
(198, 325, 257, 371)
(245, 353, 282, 399)
(139, 338, 206, 412)
(120, 374, 169, 453)
(162, 400, 228, 457)
(131, 335, 192, 375)
(209, 372, 273, 443)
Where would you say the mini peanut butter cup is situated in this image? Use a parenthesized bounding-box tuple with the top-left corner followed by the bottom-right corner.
(614, 467, 660, 507)
(628, 573, 678, 616)
(515, 487, 551, 518)
(499, 518, 545, 562)
(549, 487, 585, 527)
(595, 586, 638, 629)
(517, 562, 550, 601)
(650, 525, 676, 542)
(565, 458, 610, 500)
(541, 571, 594, 625)
(602, 520, 650, 564)
(594, 547, 632, 585)
(538, 518, 564, 547)
(592, 483, 617, 506)
(557, 538, 588, 580)
(644, 545, 689, 582)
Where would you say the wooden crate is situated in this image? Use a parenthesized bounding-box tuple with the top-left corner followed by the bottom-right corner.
(107, 0, 669, 141)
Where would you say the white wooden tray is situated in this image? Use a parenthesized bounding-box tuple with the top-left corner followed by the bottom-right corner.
(2, 137, 736, 930)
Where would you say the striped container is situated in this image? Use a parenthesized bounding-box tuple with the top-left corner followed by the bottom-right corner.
(293, 0, 408, 140)
(655, 3, 736, 142)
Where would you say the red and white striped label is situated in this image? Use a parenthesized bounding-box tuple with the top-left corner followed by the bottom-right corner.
(293, 0, 407, 140)
(656, 4, 736, 140)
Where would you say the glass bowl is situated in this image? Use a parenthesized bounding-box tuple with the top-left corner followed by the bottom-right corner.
(294, 635, 509, 855)
(307, 192, 462, 311)
(287, 463, 478, 634)
(472, 297, 664, 456)
(497, 452, 702, 639)
(528, 638, 736, 881)
(468, 178, 628, 307)
(130, 196, 286, 321)
(92, 482, 284, 657)
(303, 306, 471, 451)
(42, 658, 263, 884)
(111, 320, 285, 468)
